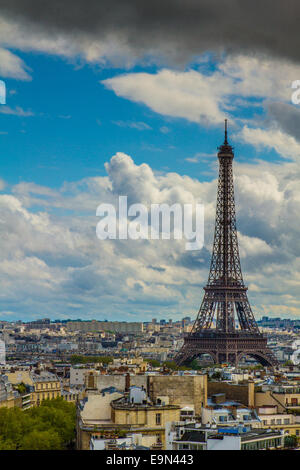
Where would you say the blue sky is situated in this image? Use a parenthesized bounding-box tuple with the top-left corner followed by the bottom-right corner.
(0, 4, 300, 322)
(0, 51, 282, 188)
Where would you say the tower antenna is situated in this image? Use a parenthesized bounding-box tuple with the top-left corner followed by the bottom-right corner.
(224, 118, 228, 144)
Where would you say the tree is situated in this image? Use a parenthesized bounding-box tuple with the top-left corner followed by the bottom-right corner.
(69, 355, 113, 365)
(163, 361, 178, 370)
(189, 359, 202, 370)
(20, 430, 62, 450)
(148, 359, 161, 368)
(0, 437, 17, 450)
(15, 382, 27, 395)
(0, 398, 76, 450)
(284, 434, 297, 448)
(210, 371, 222, 380)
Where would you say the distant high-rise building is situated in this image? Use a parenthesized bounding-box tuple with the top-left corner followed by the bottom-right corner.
(0, 339, 6, 365)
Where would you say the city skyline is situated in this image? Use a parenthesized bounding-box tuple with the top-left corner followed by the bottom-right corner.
(0, 2, 300, 322)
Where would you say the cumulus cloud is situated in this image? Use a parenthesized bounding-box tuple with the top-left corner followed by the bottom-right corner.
(238, 233, 273, 258)
(238, 126, 300, 161)
(0, 151, 300, 320)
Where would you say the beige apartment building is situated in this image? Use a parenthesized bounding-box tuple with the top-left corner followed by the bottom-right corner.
(8, 370, 61, 405)
(77, 387, 181, 450)
(255, 385, 300, 413)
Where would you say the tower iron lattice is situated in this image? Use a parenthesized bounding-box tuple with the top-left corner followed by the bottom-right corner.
(175, 121, 278, 367)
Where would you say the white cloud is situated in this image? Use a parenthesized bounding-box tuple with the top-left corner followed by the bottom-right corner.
(0, 106, 34, 117)
(102, 55, 300, 127)
(238, 126, 300, 161)
(112, 120, 152, 130)
(238, 232, 273, 258)
(0, 152, 300, 320)
(103, 69, 228, 125)
(0, 47, 31, 80)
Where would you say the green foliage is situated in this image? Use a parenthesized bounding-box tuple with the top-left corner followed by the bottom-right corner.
(0, 398, 76, 450)
(15, 382, 27, 395)
(210, 371, 222, 380)
(248, 364, 263, 370)
(189, 359, 202, 370)
(20, 430, 62, 450)
(147, 359, 161, 368)
(284, 434, 297, 448)
(69, 355, 113, 365)
(288, 409, 300, 415)
(0, 437, 16, 450)
(163, 361, 178, 370)
(178, 365, 192, 371)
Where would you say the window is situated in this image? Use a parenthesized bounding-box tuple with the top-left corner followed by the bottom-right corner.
(276, 419, 282, 425)
(219, 415, 227, 423)
(179, 444, 189, 450)
(284, 419, 290, 425)
(190, 444, 198, 450)
(156, 413, 161, 425)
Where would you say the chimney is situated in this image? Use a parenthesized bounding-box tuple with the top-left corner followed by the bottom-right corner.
(125, 373, 130, 392)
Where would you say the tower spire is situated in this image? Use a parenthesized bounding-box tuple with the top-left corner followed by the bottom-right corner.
(224, 118, 228, 144)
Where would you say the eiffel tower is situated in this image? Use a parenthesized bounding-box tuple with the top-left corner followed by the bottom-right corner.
(175, 121, 278, 368)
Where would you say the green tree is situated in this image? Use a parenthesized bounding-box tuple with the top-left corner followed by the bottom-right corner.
(0, 437, 17, 450)
(15, 382, 27, 395)
(20, 430, 62, 450)
(148, 359, 161, 368)
(189, 359, 202, 370)
(284, 434, 297, 448)
(0, 398, 76, 450)
(210, 371, 222, 380)
(163, 361, 178, 370)
(69, 355, 113, 365)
